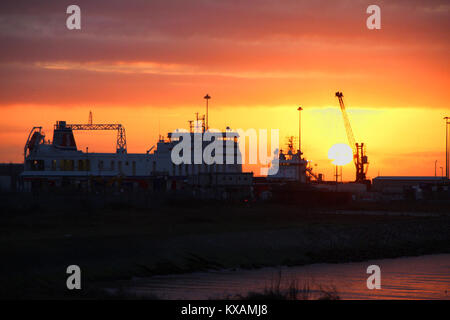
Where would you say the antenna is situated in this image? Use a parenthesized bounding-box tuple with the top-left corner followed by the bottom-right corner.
(195, 112, 199, 132)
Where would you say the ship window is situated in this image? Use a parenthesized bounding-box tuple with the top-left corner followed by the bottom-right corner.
(111, 161, 115, 170)
(52, 160, 57, 171)
(66, 160, 74, 171)
(58, 159, 74, 171)
(77, 159, 90, 171)
(31, 160, 44, 171)
(99, 160, 104, 170)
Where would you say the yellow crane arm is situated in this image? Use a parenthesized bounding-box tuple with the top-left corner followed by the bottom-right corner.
(335, 92, 356, 155)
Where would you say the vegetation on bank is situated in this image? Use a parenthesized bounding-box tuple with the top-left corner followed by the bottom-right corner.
(232, 272, 340, 300)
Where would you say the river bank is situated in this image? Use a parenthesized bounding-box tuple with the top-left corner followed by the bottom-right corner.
(0, 201, 449, 298)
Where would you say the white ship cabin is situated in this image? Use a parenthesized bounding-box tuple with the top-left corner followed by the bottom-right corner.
(22, 121, 245, 184)
(23, 122, 151, 179)
(268, 148, 308, 182)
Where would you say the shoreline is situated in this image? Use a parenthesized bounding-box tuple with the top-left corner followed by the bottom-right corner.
(113, 253, 450, 300)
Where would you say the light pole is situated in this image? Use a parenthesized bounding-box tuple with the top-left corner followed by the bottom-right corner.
(204, 94, 211, 131)
(296, 106, 303, 183)
(435, 160, 437, 177)
(297, 106, 303, 155)
(335, 165, 338, 191)
(440, 166, 444, 178)
(445, 117, 449, 179)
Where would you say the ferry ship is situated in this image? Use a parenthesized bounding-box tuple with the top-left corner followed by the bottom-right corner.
(22, 119, 252, 198)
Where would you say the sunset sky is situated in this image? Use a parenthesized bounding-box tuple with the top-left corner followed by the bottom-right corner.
(0, 0, 449, 180)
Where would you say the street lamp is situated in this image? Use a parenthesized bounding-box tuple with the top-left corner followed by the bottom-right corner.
(204, 94, 211, 131)
(297, 106, 303, 155)
(435, 160, 437, 177)
(444, 117, 449, 179)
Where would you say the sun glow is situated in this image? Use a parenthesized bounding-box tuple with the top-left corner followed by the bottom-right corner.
(328, 143, 353, 166)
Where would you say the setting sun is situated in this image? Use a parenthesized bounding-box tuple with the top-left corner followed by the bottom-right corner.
(328, 143, 353, 166)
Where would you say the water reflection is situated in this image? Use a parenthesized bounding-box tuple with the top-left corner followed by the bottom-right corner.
(115, 254, 450, 300)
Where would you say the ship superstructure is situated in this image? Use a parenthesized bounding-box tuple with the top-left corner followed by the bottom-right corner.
(268, 136, 308, 182)
(22, 118, 252, 198)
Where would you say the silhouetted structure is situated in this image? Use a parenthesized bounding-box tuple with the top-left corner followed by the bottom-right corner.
(336, 92, 369, 183)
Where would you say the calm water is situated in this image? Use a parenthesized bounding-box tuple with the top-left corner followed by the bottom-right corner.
(115, 254, 450, 299)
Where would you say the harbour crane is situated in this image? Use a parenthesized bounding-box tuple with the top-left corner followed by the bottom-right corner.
(335, 92, 369, 183)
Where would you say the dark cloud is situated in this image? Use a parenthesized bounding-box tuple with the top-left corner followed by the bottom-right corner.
(0, 0, 448, 64)
(0, 0, 448, 108)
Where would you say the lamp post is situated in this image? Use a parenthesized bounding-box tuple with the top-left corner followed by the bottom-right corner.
(297, 106, 303, 183)
(335, 165, 338, 191)
(297, 106, 303, 155)
(204, 94, 211, 131)
(435, 160, 437, 177)
(445, 117, 449, 179)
